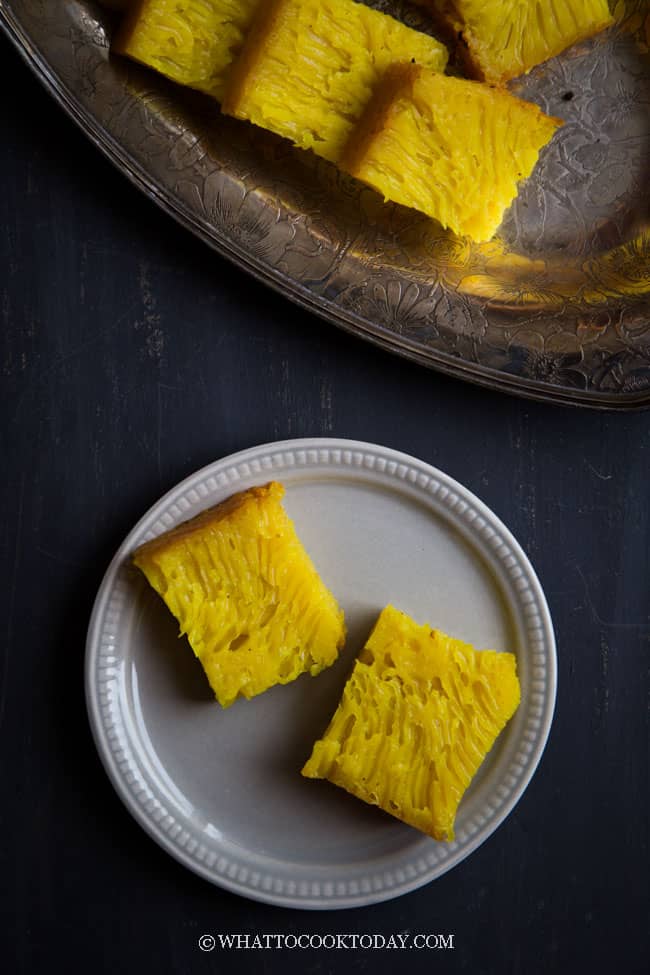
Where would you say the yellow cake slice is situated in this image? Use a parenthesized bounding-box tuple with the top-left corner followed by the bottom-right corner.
(133, 482, 345, 707)
(341, 63, 562, 241)
(302, 605, 521, 841)
(113, 0, 262, 101)
(221, 0, 448, 164)
(415, 0, 614, 84)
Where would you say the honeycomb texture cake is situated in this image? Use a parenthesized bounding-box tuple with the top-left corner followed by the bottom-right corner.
(221, 0, 448, 164)
(341, 64, 562, 241)
(133, 482, 346, 707)
(114, 0, 262, 101)
(416, 0, 614, 84)
(302, 605, 521, 841)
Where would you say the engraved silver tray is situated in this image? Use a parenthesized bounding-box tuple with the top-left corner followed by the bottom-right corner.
(2, 0, 649, 408)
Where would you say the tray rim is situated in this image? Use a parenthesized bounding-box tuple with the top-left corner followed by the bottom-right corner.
(85, 436, 558, 909)
(2, 3, 649, 411)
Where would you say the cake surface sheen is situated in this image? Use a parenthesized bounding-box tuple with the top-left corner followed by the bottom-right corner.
(114, 0, 262, 101)
(415, 0, 614, 84)
(133, 482, 346, 707)
(222, 0, 448, 163)
(302, 605, 521, 841)
(342, 63, 563, 241)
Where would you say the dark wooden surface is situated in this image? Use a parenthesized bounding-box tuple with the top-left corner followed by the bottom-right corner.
(1, 34, 648, 975)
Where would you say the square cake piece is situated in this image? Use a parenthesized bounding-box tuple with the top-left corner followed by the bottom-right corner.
(114, 0, 262, 101)
(341, 64, 562, 241)
(415, 0, 614, 84)
(302, 605, 520, 841)
(133, 482, 346, 707)
(221, 0, 448, 163)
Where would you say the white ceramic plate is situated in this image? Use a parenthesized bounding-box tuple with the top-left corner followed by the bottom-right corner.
(86, 439, 556, 909)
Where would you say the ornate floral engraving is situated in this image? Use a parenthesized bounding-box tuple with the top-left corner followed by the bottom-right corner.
(2, 0, 649, 406)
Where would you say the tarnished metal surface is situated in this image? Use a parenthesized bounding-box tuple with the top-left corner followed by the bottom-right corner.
(2, 0, 649, 407)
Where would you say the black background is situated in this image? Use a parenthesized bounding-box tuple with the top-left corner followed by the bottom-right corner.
(1, 34, 648, 975)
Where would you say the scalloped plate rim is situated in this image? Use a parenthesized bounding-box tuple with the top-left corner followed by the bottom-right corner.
(85, 437, 558, 909)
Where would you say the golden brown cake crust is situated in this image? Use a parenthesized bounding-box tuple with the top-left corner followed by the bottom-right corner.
(340, 62, 419, 176)
(221, 0, 284, 116)
(410, 1, 486, 81)
(112, 0, 148, 54)
(413, 0, 614, 85)
(132, 482, 283, 563)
